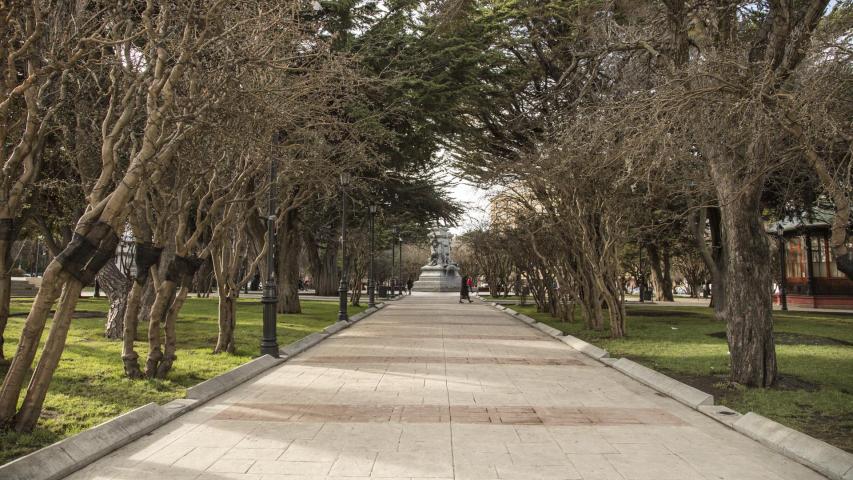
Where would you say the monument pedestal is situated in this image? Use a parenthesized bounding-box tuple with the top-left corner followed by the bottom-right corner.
(413, 265, 461, 292)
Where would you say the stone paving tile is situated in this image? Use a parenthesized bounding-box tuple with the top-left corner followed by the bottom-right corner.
(296, 356, 586, 365)
(566, 454, 626, 480)
(207, 457, 256, 473)
(171, 446, 228, 470)
(604, 452, 707, 480)
(330, 334, 551, 341)
(63, 293, 827, 480)
(372, 450, 454, 477)
(223, 448, 287, 460)
(213, 403, 684, 427)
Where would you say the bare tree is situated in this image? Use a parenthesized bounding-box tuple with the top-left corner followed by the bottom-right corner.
(0, 0, 312, 431)
(0, 1, 111, 360)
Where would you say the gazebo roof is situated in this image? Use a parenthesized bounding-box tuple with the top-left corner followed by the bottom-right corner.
(769, 208, 841, 235)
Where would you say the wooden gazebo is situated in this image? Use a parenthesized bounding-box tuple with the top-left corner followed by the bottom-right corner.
(773, 212, 853, 309)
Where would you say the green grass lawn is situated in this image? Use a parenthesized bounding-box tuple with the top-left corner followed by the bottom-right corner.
(514, 304, 853, 453)
(0, 296, 364, 465)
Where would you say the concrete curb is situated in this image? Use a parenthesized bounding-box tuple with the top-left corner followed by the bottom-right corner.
(488, 302, 563, 339)
(532, 321, 564, 337)
(698, 405, 742, 428)
(560, 335, 609, 360)
(280, 331, 329, 357)
(733, 413, 853, 480)
(347, 305, 378, 324)
(323, 320, 351, 335)
(612, 358, 713, 408)
(161, 398, 199, 420)
(186, 354, 284, 402)
(0, 403, 170, 480)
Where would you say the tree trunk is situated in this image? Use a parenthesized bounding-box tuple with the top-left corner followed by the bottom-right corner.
(15, 280, 84, 431)
(0, 261, 67, 423)
(647, 244, 674, 301)
(121, 279, 146, 378)
(603, 289, 625, 338)
(603, 271, 627, 338)
(580, 273, 603, 330)
(138, 276, 156, 326)
(155, 285, 188, 379)
(144, 254, 201, 378)
(212, 241, 238, 355)
(589, 289, 604, 331)
(98, 261, 131, 340)
(318, 248, 338, 296)
(215, 293, 236, 354)
(145, 279, 178, 378)
(578, 290, 594, 328)
(350, 279, 362, 306)
(122, 241, 162, 377)
(277, 210, 301, 314)
(192, 258, 214, 298)
(0, 221, 119, 429)
(662, 247, 674, 300)
(0, 237, 13, 361)
(556, 296, 573, 323)
(304, 230, 339, 296)
(713, 167, 777, 387)
(693, 207, 726, 315)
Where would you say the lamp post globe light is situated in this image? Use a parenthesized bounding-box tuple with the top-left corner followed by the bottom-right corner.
(260, 135, 280, 357)
(367, 204, 377, 308)
(776, 223, 788, 311)
(338, 172, 351, 322)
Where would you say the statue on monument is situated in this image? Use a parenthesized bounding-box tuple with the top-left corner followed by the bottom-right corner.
(413, 224, 461, 292)
(428, 227, 453, 266)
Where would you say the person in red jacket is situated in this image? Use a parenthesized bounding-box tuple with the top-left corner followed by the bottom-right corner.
(460, 276, 473, 303)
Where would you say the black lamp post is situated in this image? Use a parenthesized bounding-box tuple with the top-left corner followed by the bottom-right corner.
(32, 237, 40, 276)
(367, 204, 377, 308)
(398, 232, 403, 295)
(338, 172, 351, 321)
(260, 139, 280, 357)
(391, 226, 399, 296)
(638, 247, 645, 303)
(776, 224, 788, 311)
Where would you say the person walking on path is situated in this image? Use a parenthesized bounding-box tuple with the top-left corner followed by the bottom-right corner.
(406, 277, 413, 295)
(466, 276, 474, 297)
(460, 276, 472, 303)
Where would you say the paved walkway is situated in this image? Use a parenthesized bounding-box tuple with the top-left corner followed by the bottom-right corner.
(66, 293, 825, 480)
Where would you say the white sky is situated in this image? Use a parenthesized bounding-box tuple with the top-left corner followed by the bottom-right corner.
(444, 171, 491, 235)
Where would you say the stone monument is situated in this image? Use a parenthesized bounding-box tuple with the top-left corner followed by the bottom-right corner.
(413, 226, 462, 292)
